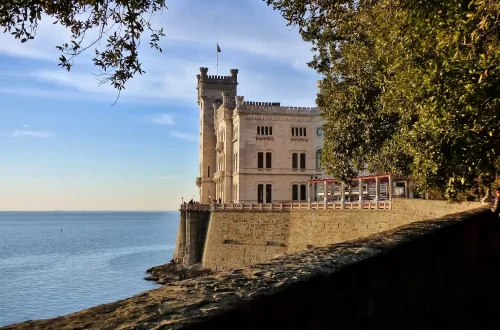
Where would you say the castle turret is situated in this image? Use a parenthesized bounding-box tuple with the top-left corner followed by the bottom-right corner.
(236, 96, 244, 108)
(230, 69, 239, 82)
(196, 68, 238, 203)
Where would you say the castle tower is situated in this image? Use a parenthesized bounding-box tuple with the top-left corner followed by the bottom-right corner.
(196, 67, 238, 203)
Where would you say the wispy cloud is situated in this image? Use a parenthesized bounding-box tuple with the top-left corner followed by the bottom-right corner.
(23, 59, 317, 106)
(11, 130, 52, 138)
(0, 14, 70, 61)
(170, 130, 198, 142)
(22, 124, 30, 128)
(0, 0, 319, 106)
(150, 113, 175, 125)
(0, 86, 111, 102)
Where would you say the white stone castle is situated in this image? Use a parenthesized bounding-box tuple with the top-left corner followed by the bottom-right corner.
(196, 67, 326, 204)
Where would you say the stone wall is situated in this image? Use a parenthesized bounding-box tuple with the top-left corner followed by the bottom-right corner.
(202, 199, 483, 269)
(10, 208, 500, 330)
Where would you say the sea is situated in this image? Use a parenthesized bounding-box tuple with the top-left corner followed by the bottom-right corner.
(0, 211, 179, 327)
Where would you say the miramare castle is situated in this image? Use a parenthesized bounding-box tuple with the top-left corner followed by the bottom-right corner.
(195, 67, 327, 204)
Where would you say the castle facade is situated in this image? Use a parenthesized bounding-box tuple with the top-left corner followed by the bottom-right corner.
(196, 67, 325, 204)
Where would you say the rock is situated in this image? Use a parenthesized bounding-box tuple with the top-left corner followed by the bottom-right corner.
(144, 261, 215, 285)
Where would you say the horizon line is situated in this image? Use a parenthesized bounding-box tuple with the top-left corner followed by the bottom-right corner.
(0, 209, 180, 212)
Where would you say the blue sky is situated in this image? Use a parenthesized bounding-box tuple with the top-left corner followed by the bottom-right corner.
(0, 0, 319, 211)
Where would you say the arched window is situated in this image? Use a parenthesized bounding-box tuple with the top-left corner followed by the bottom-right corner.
(257, 152, 264, 168)
(316, 149, 322, 169)
(292, 184, 298, 201)
(300, 153, 306, 169)
(266, 152, 272, 168)
(292, 153, 298, 169)
(266, 184, 272, 203)
(257, 184, 264, 203)
(300, 184, 307, 201)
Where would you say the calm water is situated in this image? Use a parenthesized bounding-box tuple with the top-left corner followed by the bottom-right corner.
(0, 211, 179, 327)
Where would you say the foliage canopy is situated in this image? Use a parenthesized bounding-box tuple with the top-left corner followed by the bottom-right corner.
(0, 0, 167, 91)
(266, 0, 500, 198)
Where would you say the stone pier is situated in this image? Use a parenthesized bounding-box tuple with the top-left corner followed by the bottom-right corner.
(174, 204, 211, 265)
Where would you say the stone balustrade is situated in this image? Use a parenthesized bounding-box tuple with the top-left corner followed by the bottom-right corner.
(179, 203, 211, 212)
(180, 201, 392, 211)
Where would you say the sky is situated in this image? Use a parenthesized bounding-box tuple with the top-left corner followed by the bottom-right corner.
(0, 0, 319, 211)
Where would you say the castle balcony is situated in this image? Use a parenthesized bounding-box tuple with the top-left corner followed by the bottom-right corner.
(214, 171, 225, 182)
(216, 141, 224, 153)
(195, 177, 202, 187)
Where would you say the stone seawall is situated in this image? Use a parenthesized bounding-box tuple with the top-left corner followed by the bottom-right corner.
(7, 208, 500, 330)
(202, 199, 482, 269)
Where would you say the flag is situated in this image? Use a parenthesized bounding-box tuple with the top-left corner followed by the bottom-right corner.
(217, 43, 221, 53)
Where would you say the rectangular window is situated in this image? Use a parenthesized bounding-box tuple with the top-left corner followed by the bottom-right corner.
(291, 127, 307, 137)
(300, 184, 307, 201)
(292, 153, 298, 169)
(208, 166, 210, 177)
(257, 126, 273, 136)
(266, 184, 272, 203)
(258, 184, 264, 203)
(266, 152, 272, 168)
(292, 184, 298, 201)
(257, 152, 264, 168)
(300, 153, 306, 169)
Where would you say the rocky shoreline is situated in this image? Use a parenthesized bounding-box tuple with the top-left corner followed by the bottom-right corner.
(144, 260, 214, 285)
(1, 209, 487, 330)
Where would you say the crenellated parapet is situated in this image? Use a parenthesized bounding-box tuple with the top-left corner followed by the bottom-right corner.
(243, 101, 281, 106)
(235, 96, 320, 116)
(198, 67, 238, 83)
(206, 75, 233, 81)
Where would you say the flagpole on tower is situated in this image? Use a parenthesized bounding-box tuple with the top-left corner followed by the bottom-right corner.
(216, 42, 221, 75)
